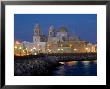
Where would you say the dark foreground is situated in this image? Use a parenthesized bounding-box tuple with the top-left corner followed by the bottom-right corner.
(14, 58, 59, 76)
(14, 54, 97, 76)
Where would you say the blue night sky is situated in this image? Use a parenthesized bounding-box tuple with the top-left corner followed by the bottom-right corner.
(14, 14, 97, 44)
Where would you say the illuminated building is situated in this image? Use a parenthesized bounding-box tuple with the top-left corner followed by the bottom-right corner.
(14, 24, 97, 56)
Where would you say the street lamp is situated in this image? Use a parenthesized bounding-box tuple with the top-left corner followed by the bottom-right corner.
(34, 52, 37, 55)
(19, 46, 22, 56)
(61, 48, 64, 53)
(58, 49, 60, 51)
(61, 44, 63, 47)
(23, 50, 25, 56)
(14, 46, 17, 49)
(47, 49, 50, 53)
(14, 46, 17, 55)
(61, 49, 63, 50)
(57, 49, 60, 53)
(74, 48, 77, 53)
(25, 48, 28, 55)
(69, 44, 72, 53)
(30, 49, 33, 51)
(49, 49, 51, 53)
(33, 47, 36, 55)
(85, 47, 88, 53)
(69, 44, 72, 48)
(33, 47, 36, 50)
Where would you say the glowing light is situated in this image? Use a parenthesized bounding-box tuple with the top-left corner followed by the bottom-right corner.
(58, 49, 60, 51)
(31, 49, 33, 51)
(23, 50, 25, 53)
(19, 47, 22, 49)
(66, 61, 77, 66)
(33, 47, 36, 50)
(82, 61, 90, 66)
(61, 49, 63, 51)
(14, 46, 17, 49)
(59, 62, 64, 64)
(70, 44, 72, 47)
(49, 50, 51, 52)
(74, 48, 77, 51)
(34, 53, 37, 55)
(85, 47, 88, 50)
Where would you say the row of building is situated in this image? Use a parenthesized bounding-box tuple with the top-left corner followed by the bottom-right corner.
(14, 24, 97, 56)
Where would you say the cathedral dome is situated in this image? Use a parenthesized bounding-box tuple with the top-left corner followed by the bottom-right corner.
(58, 26, 67, 32)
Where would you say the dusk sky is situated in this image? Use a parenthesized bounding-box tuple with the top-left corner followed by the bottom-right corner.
(14, 14, 97, 44)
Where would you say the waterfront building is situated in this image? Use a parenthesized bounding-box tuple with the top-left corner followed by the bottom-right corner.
(56, 26, 68, 42)
(14, 24, 97, 56)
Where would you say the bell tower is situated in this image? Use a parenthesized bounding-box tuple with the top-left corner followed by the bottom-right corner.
(33, 24, 41, 43)
(48, 25, 55, 37)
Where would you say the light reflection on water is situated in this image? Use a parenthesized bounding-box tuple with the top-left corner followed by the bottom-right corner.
(82, 61, 90, 68)
(52, 60, 97, 76)
(65, 61, 78, 66)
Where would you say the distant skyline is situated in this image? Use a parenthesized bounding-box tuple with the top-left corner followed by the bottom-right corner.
(14, 14, 97, 44)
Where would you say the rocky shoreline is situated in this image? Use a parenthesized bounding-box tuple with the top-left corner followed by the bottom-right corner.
(14, 57, 60, 76)
(14, 53, 96, 76)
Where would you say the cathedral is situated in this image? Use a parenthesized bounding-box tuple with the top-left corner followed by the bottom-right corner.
(14, 24, 97, 56)
(33, 24, 80, 43)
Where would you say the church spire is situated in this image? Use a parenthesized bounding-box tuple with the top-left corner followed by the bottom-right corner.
(34, 24, 40, 36)
(48, 25, 55, 37)
(33, 24, 41, 43)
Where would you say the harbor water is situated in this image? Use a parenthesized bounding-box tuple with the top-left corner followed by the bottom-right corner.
(52, 60, 97, 76)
